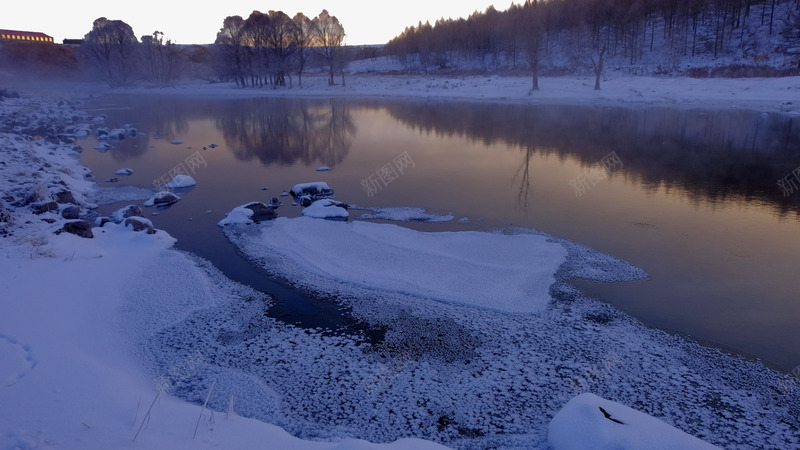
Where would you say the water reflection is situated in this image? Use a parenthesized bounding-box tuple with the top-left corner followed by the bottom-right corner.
(92, 97, 356, 168)
(216, 98, 355, 167)
(383, 102, 800, 217)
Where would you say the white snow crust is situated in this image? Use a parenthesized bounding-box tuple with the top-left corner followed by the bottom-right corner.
(217, 204, 256, 226)
(291, 181, 333, 196)
(237, 217, 566, 313)
(165, 174, 197, 188)
(302, 199, 350, 220)
(548, 393, 721, 450)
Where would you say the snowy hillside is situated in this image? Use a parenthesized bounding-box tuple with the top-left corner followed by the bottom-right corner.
(381, 0, 800, 77)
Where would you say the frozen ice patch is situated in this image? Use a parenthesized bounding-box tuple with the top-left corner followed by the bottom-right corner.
(91, 185, 154, 205)
(357, 207, 454, 223)
(233, 217, 566, 314)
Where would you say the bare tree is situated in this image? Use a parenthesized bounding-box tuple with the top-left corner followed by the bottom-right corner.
(186, 45, 216, 81)
(311, 10, 346, 86)
(584, 0, 613, 91)
(590, 36, 608, 90)
(243, 11, 271, 87)
(266, 10, 298, 87)
(520, 0, 547, 91)
(79, 17, 138, 87)
(141, 31, 182, 85)
(293, 13, 314, 86)
(214, 15, 249, 87)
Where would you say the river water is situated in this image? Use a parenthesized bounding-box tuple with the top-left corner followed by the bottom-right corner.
(81, 95, 800, 373)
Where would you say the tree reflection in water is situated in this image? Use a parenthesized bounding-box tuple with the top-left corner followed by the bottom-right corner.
(215, 97, 355, 167)
(385, 101, 800, 217)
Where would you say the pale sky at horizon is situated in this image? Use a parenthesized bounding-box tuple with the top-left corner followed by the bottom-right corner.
(4, 1, 508, 45)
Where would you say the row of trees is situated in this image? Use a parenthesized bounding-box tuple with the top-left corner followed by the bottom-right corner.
(212, 9, 345, 88)
(386, 0, 800, 90)
(77, 10, 346, 88)
(78, 17, 210, 87)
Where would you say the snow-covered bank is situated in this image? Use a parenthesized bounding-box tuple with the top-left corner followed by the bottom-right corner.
(209, 217, 798, 448)
(120, 73, 800, 112)
(0, 227, 445, 450)
(0, 94, 448, 449)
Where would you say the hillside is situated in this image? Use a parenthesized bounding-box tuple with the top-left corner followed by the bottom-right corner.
(383, 0, 800, 78)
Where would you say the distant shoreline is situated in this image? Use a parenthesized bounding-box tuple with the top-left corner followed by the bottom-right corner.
(4, 72, 799, 113)
(102, 73, 800, 113)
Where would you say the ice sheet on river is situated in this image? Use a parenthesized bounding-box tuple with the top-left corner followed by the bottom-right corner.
(233, 217, 565, 314)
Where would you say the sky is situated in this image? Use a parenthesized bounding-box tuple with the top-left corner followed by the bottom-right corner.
(4, 1, 507, 45)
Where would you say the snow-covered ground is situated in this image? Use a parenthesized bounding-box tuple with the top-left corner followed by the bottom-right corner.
(121, 72, 800, 113)
(1, 79, 800, 449)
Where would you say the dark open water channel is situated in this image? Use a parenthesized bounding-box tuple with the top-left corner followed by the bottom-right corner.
(81, 95, 800, 373)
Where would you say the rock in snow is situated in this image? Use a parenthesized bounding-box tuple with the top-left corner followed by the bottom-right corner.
(290, 181, 334, 199)
(114, 168, 134, 176)
(93, 142, 112, 152)
(33, 201, 58, 215)
(144, 191, 181, 207)
(164, 174, 196, 188)
(110, 204, 143, 223)
(316, 166, 331, 172)
(548, 393, 721, 450)
(302, 199, 349, 220)
(244, 202, 278, 222)
(60, 205, 80, 220)
(123, 216, 156, 234)
(54, 190, 77, 205)
(217, 202, 278, 226)
(59, 220, 93, 239)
